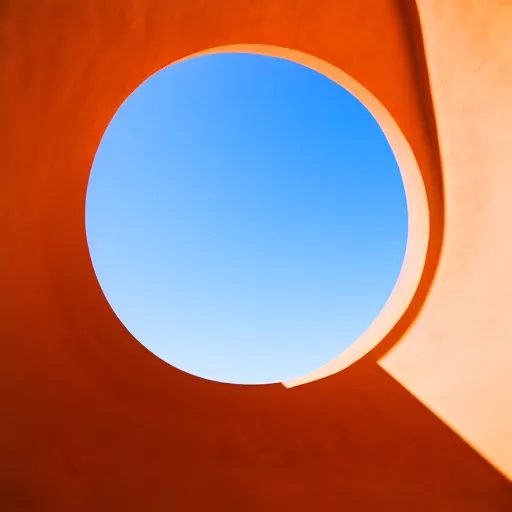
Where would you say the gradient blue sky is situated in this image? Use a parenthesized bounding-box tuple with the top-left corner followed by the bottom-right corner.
(85, 53, 408, 385)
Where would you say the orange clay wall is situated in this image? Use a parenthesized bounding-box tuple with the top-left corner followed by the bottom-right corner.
(0, 0, 510, 510)
(380, 0, 512, 483)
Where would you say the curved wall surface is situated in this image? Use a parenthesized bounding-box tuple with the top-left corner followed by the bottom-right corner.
(0, 0, 511, 510)
(381, 0, 512, 483)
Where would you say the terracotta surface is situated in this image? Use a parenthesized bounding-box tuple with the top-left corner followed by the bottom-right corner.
(381, 0, 512, 480)
(0, 0, 511, 510)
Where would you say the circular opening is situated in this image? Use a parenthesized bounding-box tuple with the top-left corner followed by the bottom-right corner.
(86, 52, 410, 385)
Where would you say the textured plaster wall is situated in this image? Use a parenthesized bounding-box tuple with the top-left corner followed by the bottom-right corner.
(0, 0, 511, 510)
(381, 0, 512, 480)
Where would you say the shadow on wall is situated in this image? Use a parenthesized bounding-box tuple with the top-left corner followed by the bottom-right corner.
(3, 0, 510, 510)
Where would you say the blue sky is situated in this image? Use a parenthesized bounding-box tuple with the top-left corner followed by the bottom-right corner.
(86, 52, 407, 385)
